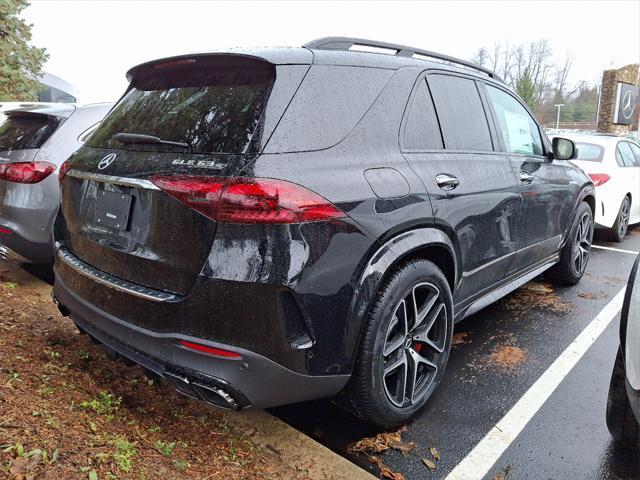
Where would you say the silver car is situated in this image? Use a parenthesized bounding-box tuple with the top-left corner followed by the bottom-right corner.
(0, 103, 112, 263)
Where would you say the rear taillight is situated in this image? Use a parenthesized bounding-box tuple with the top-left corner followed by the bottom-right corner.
(588, 173, 610, 187)
(0, 162, 56, 184)
(150, 175, 346, 224)
(58, 161, 72, 184)
(0, 227, 12, 235)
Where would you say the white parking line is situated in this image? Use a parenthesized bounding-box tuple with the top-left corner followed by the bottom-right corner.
(592, 244, 639, 255)
(445, 288, 626, 480)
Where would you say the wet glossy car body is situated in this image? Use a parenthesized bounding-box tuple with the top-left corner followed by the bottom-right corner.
(52, 38, 595, 413)
(607, 254, 640, 448)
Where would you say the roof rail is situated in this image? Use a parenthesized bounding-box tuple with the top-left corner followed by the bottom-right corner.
(303, 37, 503, 82)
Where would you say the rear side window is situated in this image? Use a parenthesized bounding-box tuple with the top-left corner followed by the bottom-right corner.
(0, 114, 60, 151)
(627, 142, 640, 165)
(486, 85, 544, 156)
(427, 75, 492, 151)
(88, 62, 275, 154)
(403, 79, 443, 150)
(574, 142, 604, 162)
(616, 142, 636, 167)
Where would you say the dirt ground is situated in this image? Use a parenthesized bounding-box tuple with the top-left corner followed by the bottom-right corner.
(0, 264, 306, 480)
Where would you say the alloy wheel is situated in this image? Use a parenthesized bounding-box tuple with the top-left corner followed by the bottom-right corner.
(573, 211, 592, 275)
(618, 200, 630, 239)
(382, 282, 448, 408)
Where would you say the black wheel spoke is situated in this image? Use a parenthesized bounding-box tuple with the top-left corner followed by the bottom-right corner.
(412, 302, 446, 353)
(406, 347, 438, 404)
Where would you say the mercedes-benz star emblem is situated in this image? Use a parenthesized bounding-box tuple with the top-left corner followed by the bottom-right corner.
(622, 90, 635, 120)
(98, 153, 117, 170)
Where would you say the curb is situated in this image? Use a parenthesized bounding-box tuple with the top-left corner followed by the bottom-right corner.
(223, 409, 377, 480)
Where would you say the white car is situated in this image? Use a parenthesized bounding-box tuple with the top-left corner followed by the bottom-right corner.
(564, 134, 640, 241)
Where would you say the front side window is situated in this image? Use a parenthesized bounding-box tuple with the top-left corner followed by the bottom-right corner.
(486, 85, 544, 156)
(427, 74, 493, 151)
(616, 142, 636, 167)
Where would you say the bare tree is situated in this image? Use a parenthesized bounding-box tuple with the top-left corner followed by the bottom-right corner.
(552, 52, 574, 102)
(470, 39, 559, 111)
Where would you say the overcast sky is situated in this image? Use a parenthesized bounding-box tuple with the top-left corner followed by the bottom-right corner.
(22, 0, 640, 104)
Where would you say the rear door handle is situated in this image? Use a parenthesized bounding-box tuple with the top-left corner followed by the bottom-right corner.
(435, 174, 460, 191)
(519, 171, 535, 183)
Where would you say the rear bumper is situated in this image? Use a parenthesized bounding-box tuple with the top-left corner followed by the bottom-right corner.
(0, 226, 52, 263)
(53, 273, 349, 409)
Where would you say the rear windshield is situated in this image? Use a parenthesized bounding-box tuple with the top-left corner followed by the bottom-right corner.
(87, 61, 274, 155)
(0, 113, 60, 151)
(575, 142, 604, 162)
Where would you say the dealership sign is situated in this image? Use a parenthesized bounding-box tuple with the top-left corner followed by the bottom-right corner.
(613, 82, 639, 125)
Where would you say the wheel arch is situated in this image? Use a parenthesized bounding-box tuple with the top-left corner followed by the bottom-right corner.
(583, 191, 596, 217)
(563, 184, 596, 244)
(343, 227, 457, 372)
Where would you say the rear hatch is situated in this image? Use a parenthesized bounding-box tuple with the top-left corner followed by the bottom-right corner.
(58, 55, 276, 295)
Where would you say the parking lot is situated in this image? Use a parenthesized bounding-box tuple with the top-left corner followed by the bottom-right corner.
(2, 228, 639, 480)
(272, 227, 640, 480)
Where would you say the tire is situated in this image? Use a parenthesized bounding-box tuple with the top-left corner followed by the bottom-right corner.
(546, 202, 593, 286)
(341, 259, 453, 428)
(609, 196, 631, 243)
(606, 348, 640, 449)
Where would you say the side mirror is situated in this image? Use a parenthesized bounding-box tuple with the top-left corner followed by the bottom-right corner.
(552, 137, 577, 160)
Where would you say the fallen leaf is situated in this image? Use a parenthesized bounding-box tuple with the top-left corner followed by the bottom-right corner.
(494, 466, 511, 479)
(429, 447, 441, 461)
(349, 427, 414, 455)
(422, 458, 437, 471)
(389, 439, 415, 454)
(578, 292, 608, 300)
(370, 455, 406, 480)
(452, 332, 470, 346)
(9, 456, 28, 476)
(523, 281, 553, 293)
(488, 345, 527, 371)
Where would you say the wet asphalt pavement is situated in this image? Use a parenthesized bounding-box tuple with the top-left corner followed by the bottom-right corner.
(272, 226, 640, 480)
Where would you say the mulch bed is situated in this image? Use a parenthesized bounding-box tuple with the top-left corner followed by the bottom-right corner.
(0, 266, 301, 480)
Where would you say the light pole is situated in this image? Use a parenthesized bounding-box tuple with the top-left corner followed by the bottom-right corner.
(554, 104, 565, 130)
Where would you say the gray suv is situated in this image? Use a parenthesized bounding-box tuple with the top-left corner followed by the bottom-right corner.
(0, 103, 112, 263)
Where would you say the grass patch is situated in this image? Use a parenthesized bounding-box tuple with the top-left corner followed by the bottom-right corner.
(154, 440, 176, 456)
(112, 437, 137, 473)
(80, 391, 122, 419)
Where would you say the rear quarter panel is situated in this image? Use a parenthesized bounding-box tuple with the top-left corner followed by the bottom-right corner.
(247, 66, 437, 371)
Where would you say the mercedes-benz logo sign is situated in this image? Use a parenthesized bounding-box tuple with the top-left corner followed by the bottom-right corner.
(622, 90, 636, 120)
(98, 153, 117, 170)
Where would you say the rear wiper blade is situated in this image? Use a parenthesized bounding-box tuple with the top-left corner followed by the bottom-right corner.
(113, 132, 189, 149)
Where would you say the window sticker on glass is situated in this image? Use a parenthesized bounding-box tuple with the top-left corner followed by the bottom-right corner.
(486, 85, 543, 156)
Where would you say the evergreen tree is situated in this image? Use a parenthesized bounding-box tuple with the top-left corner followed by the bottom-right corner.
(0, 0, 48, 101)
(515, 68, 537, 111)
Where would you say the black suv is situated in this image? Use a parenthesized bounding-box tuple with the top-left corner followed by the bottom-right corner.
(52, 38, 594, 427)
